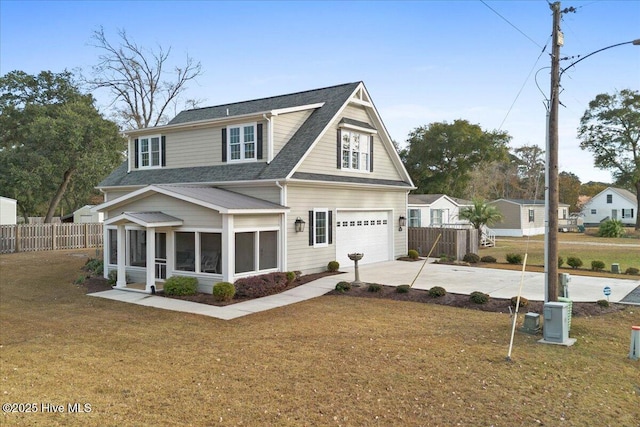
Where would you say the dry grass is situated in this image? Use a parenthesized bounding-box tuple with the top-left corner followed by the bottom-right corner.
(480, 230, 640, 275)
(1, 250, 639, 426)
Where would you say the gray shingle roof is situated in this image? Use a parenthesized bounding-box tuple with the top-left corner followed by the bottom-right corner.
(99, 82, 369, 188)
(155, 185, 286, 210)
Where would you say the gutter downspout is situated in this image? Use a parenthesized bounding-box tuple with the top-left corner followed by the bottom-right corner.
(275, 180, 287, 272)
(263, 113, 274, 164)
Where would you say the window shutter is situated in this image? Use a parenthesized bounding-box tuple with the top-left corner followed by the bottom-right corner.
(336, 129, 342, 169)
(257, 123, 263, 160)
(328, 211, 333, 244)
(308, 211, 314, 246)
(161, 136, 166, 166)
(221, 128, 227, 162)
(369, 135, 374, 172)
(134, 138, 139, 169)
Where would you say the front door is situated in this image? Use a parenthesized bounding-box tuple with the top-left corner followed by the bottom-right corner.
(612, 209, 618, 220)
(155, 232, 167, 280)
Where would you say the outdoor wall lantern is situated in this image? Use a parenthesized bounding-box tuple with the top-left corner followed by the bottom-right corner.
(398, 215, 407, 231)
(294, 217, 306, 233)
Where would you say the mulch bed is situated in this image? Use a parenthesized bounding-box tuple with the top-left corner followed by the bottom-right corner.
(79, 271, 626, 317)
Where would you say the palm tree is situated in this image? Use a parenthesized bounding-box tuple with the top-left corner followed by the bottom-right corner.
(459, 199, 503, 244)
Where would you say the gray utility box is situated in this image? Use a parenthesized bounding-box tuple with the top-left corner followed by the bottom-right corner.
(558, 273, 571, 298)
(543, 302, 569, 343)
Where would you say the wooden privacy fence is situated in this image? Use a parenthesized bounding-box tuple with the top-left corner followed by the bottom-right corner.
(408, 227, 478, 260)
(0, 223, 103, 254)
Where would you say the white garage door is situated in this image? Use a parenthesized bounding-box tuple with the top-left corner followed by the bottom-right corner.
(336, 211, 392, 267)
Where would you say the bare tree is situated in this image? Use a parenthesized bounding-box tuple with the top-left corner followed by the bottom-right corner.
(87, 27, 202, 129)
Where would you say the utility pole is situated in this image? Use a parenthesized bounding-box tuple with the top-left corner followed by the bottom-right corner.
(546, 1, 562, 302)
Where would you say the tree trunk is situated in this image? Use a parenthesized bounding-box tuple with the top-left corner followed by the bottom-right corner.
(44, 168, 75, 223)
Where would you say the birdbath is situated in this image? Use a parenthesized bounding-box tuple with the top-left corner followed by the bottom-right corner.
(348, 253, 364, 287)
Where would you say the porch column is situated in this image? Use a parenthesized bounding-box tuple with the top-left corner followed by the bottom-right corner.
(146, 227, 156, 293)
(221, 215, 234, 283)
(116, 225, 126, 288)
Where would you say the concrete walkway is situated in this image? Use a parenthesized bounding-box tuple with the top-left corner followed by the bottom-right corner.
(89, 260, 640, 320)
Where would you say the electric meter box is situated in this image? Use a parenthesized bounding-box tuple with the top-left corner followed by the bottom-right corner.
(543, 302, 569, 343)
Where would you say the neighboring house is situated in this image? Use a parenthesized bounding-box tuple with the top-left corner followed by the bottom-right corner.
(488, 199, 570, 237)
(581, 187, 637, 226)
(0, 196, 17, 225)
(407, 194, 472, 227)
(73, 205, 104, 223)
(94, 82, 414, 293)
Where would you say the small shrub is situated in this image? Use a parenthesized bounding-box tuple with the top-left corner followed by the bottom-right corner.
(235, 272, 289, 298)
(506, 253, 523, 264)
(327, 261, 340, 272)
(598, 219, 625, 238)
(470, 291, 490, 304)
(164, 276, 198, 296)
(286, 271, 296, 283)
(591, 260, 605, 272)
(74, 274, 87, 285)
(408, 249, 419, 260)
(558, 256, 564, 268)
(428, 286, 446, 297)
(567, 257, 583, 269)
(335, 281, 351, 293)
(480, 255, 496, 263)
(107, 270, 130, 285)
(597, 299, 610, 308)
(83, 258, 103, 276)
(463, 253, 480, 263)
(396, 284, 411, 293)
(625, 267, 640, 276)
(510, 296, 529, 308)
(212, 282, 235, 302)
(367, 283, 382, 293)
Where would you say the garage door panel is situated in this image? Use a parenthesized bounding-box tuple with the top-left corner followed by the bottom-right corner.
(336, 211, 391, 267)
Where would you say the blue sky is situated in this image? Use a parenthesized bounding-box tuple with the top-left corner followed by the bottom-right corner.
(1, 0, 639, 183)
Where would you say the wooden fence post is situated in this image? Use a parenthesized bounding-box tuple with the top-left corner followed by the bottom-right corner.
(52, 223, 57, 250)
(15, 224, 21, 253)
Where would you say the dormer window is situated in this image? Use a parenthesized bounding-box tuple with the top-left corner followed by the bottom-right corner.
(228, 123, 256, 162)
(134, 135, 165, 169)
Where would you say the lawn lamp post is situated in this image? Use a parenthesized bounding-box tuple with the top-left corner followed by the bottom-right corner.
(544, 2, 640, 302)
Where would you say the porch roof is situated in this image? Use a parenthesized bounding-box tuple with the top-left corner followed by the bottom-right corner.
(104, 211, 184, 227)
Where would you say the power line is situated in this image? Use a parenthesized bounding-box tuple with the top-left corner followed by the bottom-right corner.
(498, 41, 550, 130)
(480, 0, 545, 49)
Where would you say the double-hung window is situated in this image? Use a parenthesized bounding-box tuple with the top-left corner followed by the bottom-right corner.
(138, 135, 162, 168)
(228, 123, 256, 162)
(622, 208, 634, 219)
(314, 209, 328, 247)
(408, 209, 421, 227)
(341, 131, 370, 172)
(606, 194, 613, 204)
(528, 209, 535, 222)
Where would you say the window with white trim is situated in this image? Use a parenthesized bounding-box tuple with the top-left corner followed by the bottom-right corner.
(606, 194, 613, 204)
(341, 130, 370, 172)
(314, 209, 328, 247)
(591, 209, 597, 214)
(228, 123, 256, 162)
(622, 208, 634, 218)
(408, 209, 421, 227)
(139, 135, 162, 168)
(528, 209, 535, 222)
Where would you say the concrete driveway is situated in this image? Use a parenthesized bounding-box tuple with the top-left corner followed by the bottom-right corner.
(90, 259, 640, 320)
(347, 260, 640, 303)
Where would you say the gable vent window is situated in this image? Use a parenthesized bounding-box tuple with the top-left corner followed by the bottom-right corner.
(135, 135, 165, 169)
(340, 130, 372, 172)
(226, 123, 262, 162)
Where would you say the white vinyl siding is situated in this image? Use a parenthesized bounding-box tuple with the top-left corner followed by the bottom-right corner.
(272, 110, 314, 158)
(297, 104, 403, 181)
(166, 128, 220, 168)
(105, 193, 222, 228)
(285, 183, 406, 274)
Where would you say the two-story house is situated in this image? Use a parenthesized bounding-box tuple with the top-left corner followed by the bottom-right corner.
(581, 187, 637, 227)
(94, 82, 414, 293)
